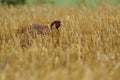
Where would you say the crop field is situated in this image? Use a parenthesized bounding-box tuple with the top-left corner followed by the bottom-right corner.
(0, 5, 120, 80)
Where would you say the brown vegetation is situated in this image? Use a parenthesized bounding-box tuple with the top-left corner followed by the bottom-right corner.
(0, 5, 120, 80)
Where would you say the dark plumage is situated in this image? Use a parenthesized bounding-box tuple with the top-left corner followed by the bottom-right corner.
(18, 20, 61, 35)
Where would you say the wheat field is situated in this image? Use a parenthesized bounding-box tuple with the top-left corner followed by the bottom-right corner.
(0, 5, 120, 80)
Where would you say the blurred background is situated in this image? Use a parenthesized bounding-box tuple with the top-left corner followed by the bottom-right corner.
(0, 0, 120, 7)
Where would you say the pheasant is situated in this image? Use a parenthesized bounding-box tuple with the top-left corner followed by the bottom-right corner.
(17, 20, 62, 36)
(16, 20, 62, 48)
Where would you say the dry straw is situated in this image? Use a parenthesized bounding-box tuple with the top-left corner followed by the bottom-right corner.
(0, 5, 120, 80)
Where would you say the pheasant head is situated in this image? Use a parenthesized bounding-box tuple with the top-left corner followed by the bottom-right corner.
(50, 20, 61, 30)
